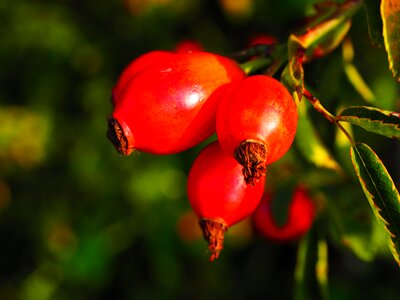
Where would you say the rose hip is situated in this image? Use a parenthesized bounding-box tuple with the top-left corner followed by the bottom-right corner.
(107, 51, 245, 155)
(187, 141, 265, 261)
(216, 75, 298, 185)
(112, 51, 175, 103)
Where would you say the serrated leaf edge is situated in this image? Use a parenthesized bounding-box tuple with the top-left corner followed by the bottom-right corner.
(339, 106, 400, 119)
(350, 143, 400, 265)
(381, 0, 400, 81)
(337, 106, 400, 138)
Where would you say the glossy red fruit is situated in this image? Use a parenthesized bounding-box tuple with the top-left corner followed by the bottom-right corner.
(216, 75, 298, 185)
(112, 51, 175, 103)
(253, 187, 315, 241)
(247, 34, 276, 47)
(108, 52, 245, 155)
(187, 141, 265, 261)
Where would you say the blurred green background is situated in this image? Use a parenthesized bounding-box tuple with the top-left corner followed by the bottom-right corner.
(0, 0, 399, 299)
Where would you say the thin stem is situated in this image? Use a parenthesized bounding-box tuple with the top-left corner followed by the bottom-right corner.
(303, 89, 355, 145)
(303, 89, 335, 122)
(264, 53, 287, 77)
(335, 121, 355, 145)
(240, 58, 272, 75)
(230, 44, 276, 62)
(238, 43, 288, 75)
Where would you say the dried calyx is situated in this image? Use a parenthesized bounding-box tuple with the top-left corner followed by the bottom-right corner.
(107, 116, 132, 156)
(234, 139, 267, 185)
(199, 218, 228, 262)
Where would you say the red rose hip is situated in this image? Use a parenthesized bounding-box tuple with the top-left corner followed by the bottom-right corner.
(112, 50, 175, 103)
(216, 75, 298, 185)
(253, 187, 315, 241)
(187, 141, 265, 261)
(108, 52, 245, 155)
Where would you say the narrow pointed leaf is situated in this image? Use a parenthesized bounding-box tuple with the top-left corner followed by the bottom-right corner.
(350, 143, 400, 266)
(363, 0, 384, 45)
(282, 0, 361, 96)
(327, 186, 379, 261)
(298, 0, 361, 48)
(304, 21, 351, 63)
(240, 58, 272, 75)
(342, 39, 375, 103)
(381, 0, 400, 81)
(343, 64, 376, 103)
(294, 227, 329, 300)
(302, 1, 338, 31)
(337, 106, 400, 138)
(281, 35, 305, 98)
(295, 100, 342, 172)
(316, 240, 329, 299)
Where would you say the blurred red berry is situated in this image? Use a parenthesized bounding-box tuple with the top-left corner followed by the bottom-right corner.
(175, 40, 203, 53)
(253, 187, 315, 241)
(247, 34, 277, 47)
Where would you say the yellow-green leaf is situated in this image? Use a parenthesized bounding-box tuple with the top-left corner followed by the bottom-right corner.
(342, 39, 376, 103)
(327, 186, 380, 262)
(294, 228, 329, 300)
(304, 20, 351, 63)
(337, 106, 400, 139)
(363, 0, 384, 45)
(350, 143, 400, 266)
(281, 35, 305, 99)
(381, 0, 400, 81)
(295, 100, 342, 172)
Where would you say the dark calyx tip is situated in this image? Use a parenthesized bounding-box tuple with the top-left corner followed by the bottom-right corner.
(199, 218, 228, 262)
(234, 139, 267, 186)
(107, 116, 132, 156)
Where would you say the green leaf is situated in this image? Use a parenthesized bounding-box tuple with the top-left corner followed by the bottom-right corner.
(281, 35, 305, 99)
(343, 63, 376, 103)
(240, 58, 272, 75)
(282, 0, 361, 97)
(303, 1, 339, 31)
(363, 0, 384, 45)
(337, 106, 400, 139)
(326, 186, 380, 261)
(294, 228, 329, 300)
(295, 100, 342, 172)
(298, 0, 360, 49)
(350, 143, 400, 266)
(342, 39, 376, 103)
(304, 20, 351, 63)
(381, 0, 400, 81)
